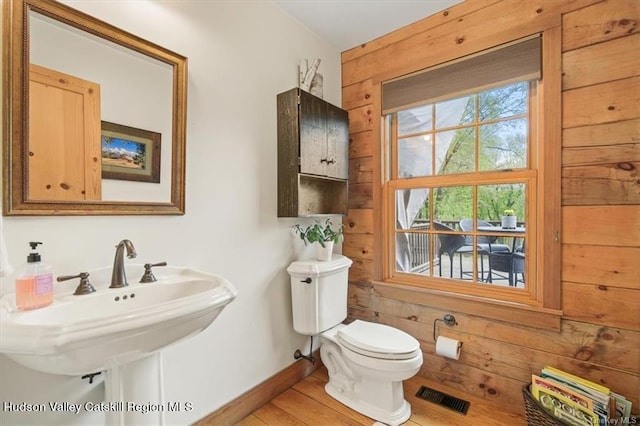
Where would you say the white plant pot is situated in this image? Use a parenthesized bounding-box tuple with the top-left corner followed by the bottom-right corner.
(316, 241, 334, 261)
(501, 215, 517, 229)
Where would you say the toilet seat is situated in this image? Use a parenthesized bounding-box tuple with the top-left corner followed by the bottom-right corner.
(337, 320, 420, 360)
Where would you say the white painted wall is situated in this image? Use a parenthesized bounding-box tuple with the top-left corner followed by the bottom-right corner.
(0, 1, 341, 424)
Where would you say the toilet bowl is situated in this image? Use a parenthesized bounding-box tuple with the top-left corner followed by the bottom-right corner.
(287, 255, 423, 425)
(320, 321, 423, 425)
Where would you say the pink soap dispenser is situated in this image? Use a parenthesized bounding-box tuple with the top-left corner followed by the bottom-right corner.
(15, 241, 53, 310)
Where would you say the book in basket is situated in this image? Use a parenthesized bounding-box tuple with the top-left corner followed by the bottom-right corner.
(534, 385, 600, 426)
(540, 366, 611, 423)
(611, 391, 632, 418)
(531, 375, 593, 410)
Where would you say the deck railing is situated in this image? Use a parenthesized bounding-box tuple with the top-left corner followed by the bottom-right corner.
(407, 220, 461, 272)
(406, 219, 526, 277)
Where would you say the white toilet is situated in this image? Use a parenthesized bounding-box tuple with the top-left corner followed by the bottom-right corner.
(287, 255, 423, 425)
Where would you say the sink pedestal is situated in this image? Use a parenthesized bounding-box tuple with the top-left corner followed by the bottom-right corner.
(104, 353, 165, 426)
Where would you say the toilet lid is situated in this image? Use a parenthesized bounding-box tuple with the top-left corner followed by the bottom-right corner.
(337, 320, 420, 360)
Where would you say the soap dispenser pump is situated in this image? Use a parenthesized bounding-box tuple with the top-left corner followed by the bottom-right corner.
(15, 241, 53, 310)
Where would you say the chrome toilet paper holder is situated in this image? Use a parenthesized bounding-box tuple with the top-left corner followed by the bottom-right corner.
(433, 314, 457, 341)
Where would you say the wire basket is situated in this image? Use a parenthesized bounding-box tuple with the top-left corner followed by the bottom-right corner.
(522, 384, 567, 426)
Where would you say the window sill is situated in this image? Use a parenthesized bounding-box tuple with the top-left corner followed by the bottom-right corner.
(370, 279, 563, 331)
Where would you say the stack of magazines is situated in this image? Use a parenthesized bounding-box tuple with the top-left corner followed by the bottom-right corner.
(531, 366, 633, 426)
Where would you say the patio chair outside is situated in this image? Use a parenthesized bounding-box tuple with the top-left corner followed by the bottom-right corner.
(432, 222, 471, 278)
(488, 251, 525, 286)
(459, 219, 511, 280)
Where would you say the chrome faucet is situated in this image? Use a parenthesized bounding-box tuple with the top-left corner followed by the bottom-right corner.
(110, 239, 137, 288)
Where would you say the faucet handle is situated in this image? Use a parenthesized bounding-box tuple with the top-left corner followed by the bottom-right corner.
(57, 272, 96, 295)
(140, 262, 167, 283)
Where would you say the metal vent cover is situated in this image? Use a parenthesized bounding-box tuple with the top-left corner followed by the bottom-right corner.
(416, 385, 470, 415)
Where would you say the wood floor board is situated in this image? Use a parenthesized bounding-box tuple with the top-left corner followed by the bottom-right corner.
(251, 402, 306, 426)
(235, 414, 267, 426)
(272, 388, 367, 425)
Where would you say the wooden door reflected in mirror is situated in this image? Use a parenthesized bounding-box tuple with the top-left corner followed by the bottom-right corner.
(29, 64, 102, 201)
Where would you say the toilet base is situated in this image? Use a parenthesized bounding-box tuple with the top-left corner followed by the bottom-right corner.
(325, 381, 411, 425)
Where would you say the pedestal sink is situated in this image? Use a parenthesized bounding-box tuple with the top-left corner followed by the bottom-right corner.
(0, 264, 237, 425)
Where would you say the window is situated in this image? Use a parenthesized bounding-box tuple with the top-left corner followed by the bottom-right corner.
(380, 36, 559, 310)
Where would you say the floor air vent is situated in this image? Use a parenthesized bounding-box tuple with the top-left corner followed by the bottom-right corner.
(415, 386, 470, 415)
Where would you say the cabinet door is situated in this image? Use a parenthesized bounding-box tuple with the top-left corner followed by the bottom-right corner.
(299, 90, 327, 176)
(325, 103, 349, 179)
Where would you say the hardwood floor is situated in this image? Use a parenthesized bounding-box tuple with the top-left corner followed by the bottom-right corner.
(236, 366, 526, 425)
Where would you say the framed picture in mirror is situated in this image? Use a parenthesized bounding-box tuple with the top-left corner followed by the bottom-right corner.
(101, 121, 161, 183)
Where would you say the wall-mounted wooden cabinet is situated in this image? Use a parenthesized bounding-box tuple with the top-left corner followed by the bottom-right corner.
(277, 88, 349, 217)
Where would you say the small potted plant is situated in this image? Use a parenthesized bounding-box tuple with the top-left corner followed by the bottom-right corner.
(293, 218, 344, 261)
(501, 209, 517, 229)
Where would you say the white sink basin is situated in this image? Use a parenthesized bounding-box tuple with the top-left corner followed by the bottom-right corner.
(0, 264, 237, 375)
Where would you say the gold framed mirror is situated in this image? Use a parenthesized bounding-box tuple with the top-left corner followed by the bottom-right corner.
(2, 0, 187, 215)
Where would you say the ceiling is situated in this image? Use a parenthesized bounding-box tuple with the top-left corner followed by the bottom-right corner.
(272, 0, 464, 52)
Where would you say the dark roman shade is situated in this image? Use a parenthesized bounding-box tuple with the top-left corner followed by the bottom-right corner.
(382, 35, 541, 114)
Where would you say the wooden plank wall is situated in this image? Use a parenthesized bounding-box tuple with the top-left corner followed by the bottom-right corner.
(341, 0, 640, 416)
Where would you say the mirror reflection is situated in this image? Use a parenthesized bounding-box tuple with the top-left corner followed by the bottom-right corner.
(29, 11, 173, 202)
(2, 0, 187, 215)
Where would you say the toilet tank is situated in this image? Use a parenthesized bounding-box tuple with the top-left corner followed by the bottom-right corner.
(287, 255, 353, 335)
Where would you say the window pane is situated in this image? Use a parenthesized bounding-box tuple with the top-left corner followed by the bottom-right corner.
(398, 104, 432, 135)
(396, 232, 432, 274)
(478, 118, 527, 171)
(435, 128, 474, 175)
(478, 82, 527, 121)
(475, 182, 527, 289)
(396, 232, 411, 272)
(432, 230, 469, 280)
(395, 189, 430, 230)
(433, 222, 477, 280)
(396, 188, 432, 273)
(477, 183, 526, 222)
(433, 186, 473, 226)
(399, 229, 481, 281)
(398, 135, 431, 178)
(485, 251, 526, 288)
(435, 95, 473, 128)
